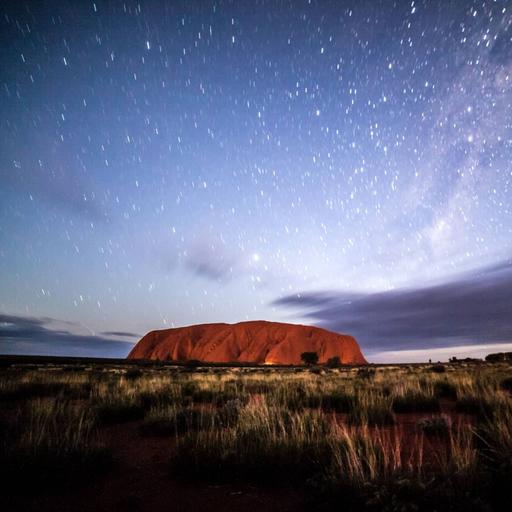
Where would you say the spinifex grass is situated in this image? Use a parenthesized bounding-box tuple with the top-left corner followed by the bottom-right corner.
(1, 399, 111, 491)
(327, 423, 422, 483)
(392, 391, 440, 413)
(172, 399, 333, 483)
(138, 404, 220, 437)
(347, 391, 395, 426)
(2, 360, 512, 510)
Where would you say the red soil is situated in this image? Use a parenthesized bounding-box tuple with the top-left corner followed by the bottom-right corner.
(3, 399, 473, 512)
(5, 420, 307, 512)
(128, 320, 367, 365)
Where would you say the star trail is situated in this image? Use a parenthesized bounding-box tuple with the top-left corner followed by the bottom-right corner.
(1, 1, 511, 361)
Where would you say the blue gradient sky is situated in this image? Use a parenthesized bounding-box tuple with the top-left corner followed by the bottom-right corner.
(1, 1, 511, 362)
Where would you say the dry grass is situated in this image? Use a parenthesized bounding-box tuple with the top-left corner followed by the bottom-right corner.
(1, 361, 512, 509)
(1, 397, 111, 491)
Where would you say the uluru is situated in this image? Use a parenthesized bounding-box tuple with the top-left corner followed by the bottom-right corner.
(127, 320, 367, 365)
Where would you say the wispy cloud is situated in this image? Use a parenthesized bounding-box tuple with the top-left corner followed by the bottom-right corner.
(184, 240, 237, 282)
(100, 331, 140, 338)
(0, 136, 107, 222)
(273, 260, 512, 353)
(0, 313, 134, 357)
(369, 342, 512, 364)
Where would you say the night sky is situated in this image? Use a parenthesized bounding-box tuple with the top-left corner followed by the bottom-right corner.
(1, 1, 511, 362)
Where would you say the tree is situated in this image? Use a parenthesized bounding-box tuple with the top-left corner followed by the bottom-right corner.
(301, 351, 319, 366)
(325, 356, 341, 368)
(184, 359, 201, 368)
(486, 352, 512, 363)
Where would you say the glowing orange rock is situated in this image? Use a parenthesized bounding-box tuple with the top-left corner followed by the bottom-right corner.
(127, 320, 367, 365)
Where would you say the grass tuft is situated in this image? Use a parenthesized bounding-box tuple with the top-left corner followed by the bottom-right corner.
(393, 392, 440, 413)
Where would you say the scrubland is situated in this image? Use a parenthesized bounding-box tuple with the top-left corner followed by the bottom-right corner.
(1, 360, 512, 511)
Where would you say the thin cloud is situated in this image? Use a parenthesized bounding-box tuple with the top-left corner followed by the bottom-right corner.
(101, 331, 141, 338)
(0, 136, 107, 222)
(273, 260, 512, 352)
(0, 313, 134, 358)
(184, 239, 238, 282)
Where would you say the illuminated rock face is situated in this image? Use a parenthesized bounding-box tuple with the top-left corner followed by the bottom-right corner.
(127, 320, 367, 365)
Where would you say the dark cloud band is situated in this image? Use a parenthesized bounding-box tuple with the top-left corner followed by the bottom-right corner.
(273, 260, 512, 352)
(0, 313, 134, 358)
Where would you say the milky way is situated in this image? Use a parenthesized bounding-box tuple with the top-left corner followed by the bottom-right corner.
(1, 1, 511, 361)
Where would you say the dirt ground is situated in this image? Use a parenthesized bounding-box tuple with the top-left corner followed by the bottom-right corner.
(4, 402, 472, 512)
(4, 417, 308, 512)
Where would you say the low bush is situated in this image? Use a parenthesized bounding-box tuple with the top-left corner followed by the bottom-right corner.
(0, 381, 70, 401)
(172, 406, 332, 483)
(94, 399, 145, 425)
(181, 381, 200, 397)
(216, 399, 243, 427)
(417, 415, 450, 436)
(189, 389, 217, 403)
(455, 396, 493, 418)
(4, 360, 512, 511)
(139, 406, 219, 437)
(321, 391, 354, 413)
(357, 368, 376, 380)
(138, 386, 178, 409)
(244, 380, 273, 394)
(347, 400, 395, 426)
(0, 400, 111, 491)
(325, 356, 342, 368)
(124, 368, 143, 380)
(393, 392, 440, 413)
(433, 380, 458, 400)
(138, 417, 177, 437)
(499, 376, 512, 392)
(190, 387, 248, 406)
